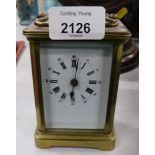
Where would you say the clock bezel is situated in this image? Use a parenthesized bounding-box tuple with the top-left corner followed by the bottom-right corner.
(29, 39, 123, 149)
(39, 41, 113, 129)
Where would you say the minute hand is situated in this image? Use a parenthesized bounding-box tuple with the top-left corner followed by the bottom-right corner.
(74, 59, 79, 79)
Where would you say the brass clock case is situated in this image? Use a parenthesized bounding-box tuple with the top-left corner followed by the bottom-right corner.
(23, 16, 131, 150)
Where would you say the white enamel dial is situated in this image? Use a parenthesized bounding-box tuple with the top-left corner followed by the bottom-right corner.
(40, 42, 113, 129)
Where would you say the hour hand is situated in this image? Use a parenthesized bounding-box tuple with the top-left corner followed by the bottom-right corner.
(70, 91, 75, 104)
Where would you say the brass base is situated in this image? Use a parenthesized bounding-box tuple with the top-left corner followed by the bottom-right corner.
(35, 128, 115, 151)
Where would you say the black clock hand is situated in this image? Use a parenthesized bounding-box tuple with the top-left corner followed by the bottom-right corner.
(74, 58, 79, 79)
(70, 90, 75, 103)
(70, 58, 79, 103)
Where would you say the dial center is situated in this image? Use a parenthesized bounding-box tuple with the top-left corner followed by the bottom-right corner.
(71, 79, 78, 87)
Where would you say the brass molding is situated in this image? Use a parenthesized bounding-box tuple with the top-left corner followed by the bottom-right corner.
(34, 13, 119, 28)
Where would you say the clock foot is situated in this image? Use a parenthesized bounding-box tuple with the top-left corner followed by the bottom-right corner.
(35, 128, 116, 151)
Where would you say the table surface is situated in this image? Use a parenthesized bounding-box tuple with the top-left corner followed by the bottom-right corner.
(16, 21, 139, 155)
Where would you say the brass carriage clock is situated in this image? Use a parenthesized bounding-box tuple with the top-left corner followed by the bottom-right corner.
(23, 9, 131, 150)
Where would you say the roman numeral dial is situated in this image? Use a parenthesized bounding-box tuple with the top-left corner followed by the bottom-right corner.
(89, 80, 102, 85)
(59, 92, 67, 102)
(42, 56, 103, 106)
(71, 55, 78, 68)
(53, 86, 60, 94)
(58, 58, 67, 69)
(43, 79, 58, 83)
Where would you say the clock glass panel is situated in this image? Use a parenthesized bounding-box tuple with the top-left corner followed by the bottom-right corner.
(39, 41, 113, 129)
